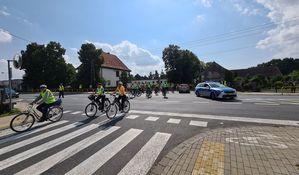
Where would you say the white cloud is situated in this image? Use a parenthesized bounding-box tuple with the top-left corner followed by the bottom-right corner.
(0, 10, 10, 16)
(255, 0, 299, 58)
(195, 14, 205, 23)
(194, 0, 212, 7)
(0, 29, 12, 43)
(0, 59, 24, 80)
(85, 40, 164, 76)
(0, 6, 10, 16)
(233, 3, 260, 16)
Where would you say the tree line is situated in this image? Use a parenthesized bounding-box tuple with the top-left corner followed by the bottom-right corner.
(17, 41, 298, 91)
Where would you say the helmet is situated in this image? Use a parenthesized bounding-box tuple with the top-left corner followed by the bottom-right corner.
(118, 81, 123, 85)
(40, 84, 47, 88)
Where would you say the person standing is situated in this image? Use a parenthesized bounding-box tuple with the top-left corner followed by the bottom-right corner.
(162, 81, 169, 99)
(58, 83, 64, 98)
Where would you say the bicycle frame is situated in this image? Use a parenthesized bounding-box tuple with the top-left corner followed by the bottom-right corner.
(26, 105, 42, 120)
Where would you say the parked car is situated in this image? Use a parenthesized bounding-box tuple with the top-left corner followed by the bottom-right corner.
(4, 88, 19, 98)
(195, 82, 237, 100)
(178, 84, 190, 93)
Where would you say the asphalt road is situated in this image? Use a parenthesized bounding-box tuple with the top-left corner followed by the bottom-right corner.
(0, 92, 298, 175)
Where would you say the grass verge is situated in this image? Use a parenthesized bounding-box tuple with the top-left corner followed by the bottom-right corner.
(0, 108, 21, 118)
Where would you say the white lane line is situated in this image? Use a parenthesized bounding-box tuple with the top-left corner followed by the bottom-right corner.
(145, 116, 159, 121)
(0, 121, 68, 144)
(71, 111, 82, 115)
(189, 121, 208, 127)
(254, 103, 280, 106)
(0, 124, 97, 170)
(165, 101, 179, 103)
(65, 128, 143, 175)
(130, 110, 299, 126)
(81, 113, 86, 116)
(0, 122, 82, 155)
(118, 132, 171, 175)
(167, 118, 181, 124)
(126, 115, 139, 119)
(280, 102, 299, 105)
(63, 110, 71, 114)
(192, 101, 209, 104)
(15, 126, 120, 175)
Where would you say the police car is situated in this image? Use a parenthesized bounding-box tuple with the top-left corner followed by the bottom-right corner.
(195, 82, 237, 100)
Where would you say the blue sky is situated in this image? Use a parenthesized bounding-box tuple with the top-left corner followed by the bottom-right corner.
(1, 0, 299, 80)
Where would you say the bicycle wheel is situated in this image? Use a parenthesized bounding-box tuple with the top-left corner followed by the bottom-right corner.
(106, 104, 117, 119)
(103, 99, 111, 112)
(47, 106, 63, 122)
(85, 103, 97, 117)
(10, 113, 35, 132)
(123, 100, 130, 113)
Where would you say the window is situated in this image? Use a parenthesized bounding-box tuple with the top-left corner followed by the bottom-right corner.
(116, 71, 119, 77)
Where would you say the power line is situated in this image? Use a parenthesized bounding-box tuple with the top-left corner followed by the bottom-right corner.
(0, 27, 34, 43)
(150, 16, 299, 54)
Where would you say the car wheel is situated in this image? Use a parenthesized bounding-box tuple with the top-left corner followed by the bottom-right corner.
(210, 92, 216, 100)
(195, 91, 200, 97)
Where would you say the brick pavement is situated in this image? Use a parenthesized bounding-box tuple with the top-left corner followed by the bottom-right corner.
(150, 126, 299, 175)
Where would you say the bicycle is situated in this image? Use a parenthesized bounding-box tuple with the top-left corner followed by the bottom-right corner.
(85, 94, 117, 119)
(105, 94, 130, 119)
(10, 99, 63, 133)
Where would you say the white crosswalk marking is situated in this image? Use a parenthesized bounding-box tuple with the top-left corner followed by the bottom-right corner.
(145, 116, 159, 121)
(118, 132, 171, 175)
(0, 120, 68, 144)
(130, 110, 299, 126)
(189, 120, 208, 127)
(65, 128, 143, 175)
(0, 122, 82, 155)
(167, 118, 181, 124)
(0, 124, 98, 170)
(71, 111, 82, 114)
(15, 126, 120, 175)
(63, 110, 71, 114)
(126, 115, 139, 119)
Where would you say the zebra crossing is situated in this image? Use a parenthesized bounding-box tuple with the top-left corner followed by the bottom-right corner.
(0, 121, 172, 175)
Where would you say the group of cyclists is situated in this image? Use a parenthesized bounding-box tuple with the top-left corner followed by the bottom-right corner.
(30, 82, 127, 122)
(130, 81, 171, 99)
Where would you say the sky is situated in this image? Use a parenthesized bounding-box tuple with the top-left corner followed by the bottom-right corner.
(0, 0, 299, 80)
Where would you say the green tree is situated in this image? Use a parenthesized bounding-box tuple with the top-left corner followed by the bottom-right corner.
(120, 71, 129, 86)
(257, 58, 299, 75)
(77, 43, 103, 88)
(20, 42, 74, 89)
(162, 45, 204, 84)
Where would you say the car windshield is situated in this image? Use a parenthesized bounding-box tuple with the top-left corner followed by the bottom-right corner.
(209, 83, 226, 88)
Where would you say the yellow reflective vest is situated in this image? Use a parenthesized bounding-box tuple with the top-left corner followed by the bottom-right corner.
(59, 85, 64, 91)
(40, 89, 56, 104)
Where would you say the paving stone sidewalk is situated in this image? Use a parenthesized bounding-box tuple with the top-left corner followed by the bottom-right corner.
(150, 126, 299, 175)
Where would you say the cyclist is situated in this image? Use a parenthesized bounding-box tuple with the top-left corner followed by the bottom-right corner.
(146, 82, 152, 98)
(30, 84, 57, 122)
(115, 81, 126, 112)
(95, 83, 105, 111)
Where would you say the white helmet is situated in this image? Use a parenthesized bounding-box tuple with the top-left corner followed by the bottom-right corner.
(40, 84, 47, 88)
(119, 81, 123, 85)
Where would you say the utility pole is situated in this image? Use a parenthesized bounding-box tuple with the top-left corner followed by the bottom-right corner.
(7, 60, 13, 111)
